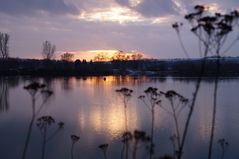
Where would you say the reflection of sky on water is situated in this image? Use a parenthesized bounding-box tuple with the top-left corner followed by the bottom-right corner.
(0, 76, 239, 159)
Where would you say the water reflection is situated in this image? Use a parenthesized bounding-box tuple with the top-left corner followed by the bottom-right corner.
(74, 76, 163, 86)
(78, 102, 138, 139)
(0, 76, 239, 159)
(61, 77, 73, 91)
(0, 77, 20, 113)
(21, 82, 54, 159)
(0, 78, 9, 112)
(43, 77, 54, 91)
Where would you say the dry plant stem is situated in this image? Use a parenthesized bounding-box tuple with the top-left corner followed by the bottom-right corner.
(21, 97, 36, 159)
(103, 151, 107, 159)
(149, 107, 155, 159)
(132, 140, 139, 159)
(71, 143, 74, 159)
(46, 129, 60, 142)
(169, 99, 181, 150)
(123, 98, 129, 159)
(176, 32, 190, 58)
(178, 51, 208, 159)
(125, 141, 129, 159)
(124, 98, 128, 131)
(208, 57, 220, 159)
(121, 143, 125, 159)
(41, 127, 47, 159)
(221, 150, 224, 159)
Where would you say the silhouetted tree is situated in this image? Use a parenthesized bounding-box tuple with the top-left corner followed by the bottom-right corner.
(0, 32, 9, 59)
(42, 40, 56, 60)
(131, 53, 143, 61)
(61, 52, 74, 61)
(112, 50, 126, 61)
(93, 53, 109, 62)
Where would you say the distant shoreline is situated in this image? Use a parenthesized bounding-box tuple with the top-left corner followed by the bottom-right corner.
(1, 57, 239, 77)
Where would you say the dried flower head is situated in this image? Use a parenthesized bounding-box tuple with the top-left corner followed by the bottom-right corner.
(116, 87, 133, 97)
(71, 135, 80, 143)
(122, 131, 133, 143)
(98, 144, 109, 151)
(24, 82, 46, 96)
(58, 122, 64, 129)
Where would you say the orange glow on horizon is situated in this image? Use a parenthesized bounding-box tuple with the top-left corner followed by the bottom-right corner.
(60, 49, 148, 61)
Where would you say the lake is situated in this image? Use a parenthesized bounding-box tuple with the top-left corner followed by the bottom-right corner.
(0, 76, 239, 159)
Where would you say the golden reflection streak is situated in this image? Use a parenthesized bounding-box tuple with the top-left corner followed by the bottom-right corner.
(105, 103, 127, 136)
(77, 100, 165, 140)
(78, 102, 139, 139)
(74, 76, 167, 140)
(75, 76, 148, 100)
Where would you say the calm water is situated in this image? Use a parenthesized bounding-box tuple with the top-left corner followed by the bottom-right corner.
(0, 76, 239, 159)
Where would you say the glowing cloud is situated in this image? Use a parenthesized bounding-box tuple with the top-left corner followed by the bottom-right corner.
(172, 0, 187, 15)
(77, 5, 174, 24)
(129, 0, 143, 7)
(202, 3, 223, 13)
(78, 6, 142, 24)
(152, 15, 175, 24)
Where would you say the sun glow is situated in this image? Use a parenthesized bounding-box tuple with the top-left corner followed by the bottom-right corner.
(66, 50, 146, 61)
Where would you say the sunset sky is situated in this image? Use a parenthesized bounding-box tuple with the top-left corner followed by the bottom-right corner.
(0, 0, 239, 60)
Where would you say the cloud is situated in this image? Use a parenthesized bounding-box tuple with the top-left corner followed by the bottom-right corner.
(115, 0, 178, 17)
(135, 0, 177, 17)
(0, 0, 79, 16)
(77, 5, 175, 24)
(1, 0, 239, 60)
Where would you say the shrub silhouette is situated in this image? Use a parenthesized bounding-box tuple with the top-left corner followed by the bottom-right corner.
(21, 82, 53, 159)
(139, 87, 161, 159)
(172, 5, 239, 159)
(70, 135, 80, 159)
(36, 116, 64, 159)
(160, 90, 189, 158)
(98, 143, 109, 159)
(116, 87, 133, 159)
